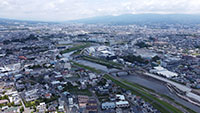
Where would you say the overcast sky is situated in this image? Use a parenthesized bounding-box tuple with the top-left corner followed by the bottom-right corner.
(0, 0, 200, 21)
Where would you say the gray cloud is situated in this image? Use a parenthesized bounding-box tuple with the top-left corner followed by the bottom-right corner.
(0, 0, 199, 21)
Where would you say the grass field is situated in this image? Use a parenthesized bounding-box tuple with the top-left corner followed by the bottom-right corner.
(82, 56, 122, 69)
(60, 43, 91, 54)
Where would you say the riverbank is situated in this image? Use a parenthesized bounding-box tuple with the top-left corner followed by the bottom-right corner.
(104, 74, 186, 113)
(121, 75, 200, 113)
(167, 83, 200, 107)
(75, 59, 200, 112)
(144, 73, 200, 105)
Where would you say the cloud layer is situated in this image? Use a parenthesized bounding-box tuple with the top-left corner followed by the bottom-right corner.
(0, 0, 200, 21)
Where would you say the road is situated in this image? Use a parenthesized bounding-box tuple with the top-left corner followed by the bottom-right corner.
(19, 94, 33, 113)
(145, 72, 200, 104)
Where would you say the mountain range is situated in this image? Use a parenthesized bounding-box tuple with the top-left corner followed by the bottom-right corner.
(68, 14, 200, 25)
(1, 14, 200, 25)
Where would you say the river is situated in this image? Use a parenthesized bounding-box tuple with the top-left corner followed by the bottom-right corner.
(77, 60, 200, 112)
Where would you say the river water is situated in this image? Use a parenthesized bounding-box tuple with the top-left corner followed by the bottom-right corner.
(121, 75, 200, 112)
(77, 60, 200, 112)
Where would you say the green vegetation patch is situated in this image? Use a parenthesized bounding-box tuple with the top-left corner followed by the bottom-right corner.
(71, 49, 82, 56)
(82, 56, 122, 69)
(60, 43, 91, 54)
(63, 82, 92, 96)
(121, 55, 149, 64)
(135, 42, 152, 48)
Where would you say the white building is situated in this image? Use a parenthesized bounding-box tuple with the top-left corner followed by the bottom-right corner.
(37, 102, 46, 113)
(116, 94, 125, 100)
(150, 66, 178, 78)
(64, 63, 71, 70)
(69, 97, 73, 105)
(51, 81, 61, 85)
(89, 73, 96, 80)
(115, 101, 129, 108)
(101, 102, 115, 109)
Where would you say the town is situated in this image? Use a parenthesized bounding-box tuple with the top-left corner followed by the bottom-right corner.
(0, 21, 200, 113)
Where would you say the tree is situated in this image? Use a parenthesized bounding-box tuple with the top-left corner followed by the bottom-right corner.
(135, 42, 151, 48)
(152, 56, 160, 62)
(8, 102, 15, 107)
(20, 107, 24, 113)
(33, 105, 36, 112)
(122, 55, 149, 64)
(0, 95, 9, 100)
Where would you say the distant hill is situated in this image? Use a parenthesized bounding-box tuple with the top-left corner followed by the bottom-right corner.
(68, 14, 200, 25)
(0, 18, 57, 25)
(1, 14, 200, 25)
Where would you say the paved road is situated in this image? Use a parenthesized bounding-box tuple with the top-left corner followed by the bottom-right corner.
(20, 96, 33, 113)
